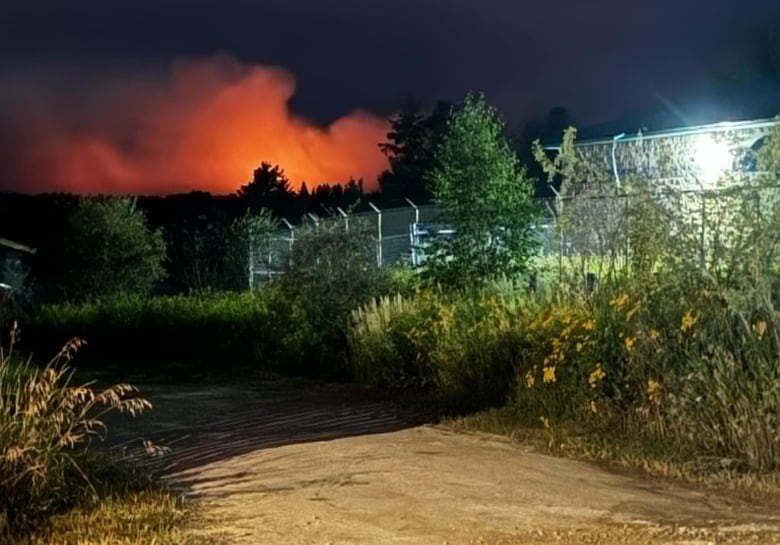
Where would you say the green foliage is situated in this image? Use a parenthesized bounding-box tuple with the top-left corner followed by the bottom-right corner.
(267, 218, 389, 377)
(349, 281, 530, 411)
(26, 292, 273, 375)
(0, 330, 155, 529)
(425, 92, 540, 286)
(517, 118, 780, 471)
(52, 198, 166, 301)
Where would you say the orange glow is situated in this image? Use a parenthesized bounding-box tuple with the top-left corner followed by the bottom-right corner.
(12, 56, 389, 194)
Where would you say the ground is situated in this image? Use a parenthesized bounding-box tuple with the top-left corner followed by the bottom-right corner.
(107, 379, 780, 545)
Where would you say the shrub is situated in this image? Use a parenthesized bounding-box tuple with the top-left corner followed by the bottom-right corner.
(349, 282, 530, 411)
(0, 326, 154, 529)
(267, 217, 390, 378)
(512, 278, 780, 472)
(25, 292, 273, 375)
(39, 198, 166, 302)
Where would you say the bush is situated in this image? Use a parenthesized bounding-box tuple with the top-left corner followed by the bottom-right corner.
(0, 327, 155, 530)
(25, 292, 273, 375)
(507, 118, 780, 473)
(41, 198, 166, 302)
(267, 217, 391, 378)
(510, 276, 780, 472)
(350, 273, 780, 471)
(349, 281, 529, 411)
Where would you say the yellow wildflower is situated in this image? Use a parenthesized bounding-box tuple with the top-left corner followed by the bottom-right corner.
(525, 371, 536, 389)
(647, 378, 661, 402)
(543, 366, 557, 384)
(582, 319, 595, 331)
(681, 311, 697, 333)
(610, 294, 629, 308)
(649, 329, 660, 340)
(576, 342, 584, 353)
(624, 336, 635, 352)
(588, 364, 606, 388)
(753, 320, 767, 340)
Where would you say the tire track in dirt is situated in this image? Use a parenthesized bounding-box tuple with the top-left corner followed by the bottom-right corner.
(107, 382, 780, 545)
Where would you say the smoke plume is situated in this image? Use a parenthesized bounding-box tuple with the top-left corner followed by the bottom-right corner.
(0, 55, 390, 194)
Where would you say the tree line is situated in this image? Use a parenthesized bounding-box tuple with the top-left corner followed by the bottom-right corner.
(0, 91, 547, 302)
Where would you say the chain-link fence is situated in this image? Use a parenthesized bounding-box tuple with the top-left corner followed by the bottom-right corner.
(249, 200, 561, 287)
(541, 184, 780, 278)
(251, 186, 768, 288)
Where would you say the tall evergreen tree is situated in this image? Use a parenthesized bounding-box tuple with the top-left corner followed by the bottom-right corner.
(378, 99, 451, 203)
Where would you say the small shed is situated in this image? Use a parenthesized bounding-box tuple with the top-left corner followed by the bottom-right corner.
(0, 237, 36, 295)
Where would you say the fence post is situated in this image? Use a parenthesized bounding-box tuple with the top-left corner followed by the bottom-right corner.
(280, 218, 294, 279)
(336, 206, 349, 233)
(248, 234, 255, 290)
(405, 198, 420, 225)
(699, 194, 707, 273)
(368, 202, 382, 266)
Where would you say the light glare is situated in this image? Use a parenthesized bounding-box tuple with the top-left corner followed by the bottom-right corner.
(695, 136, 732, 187)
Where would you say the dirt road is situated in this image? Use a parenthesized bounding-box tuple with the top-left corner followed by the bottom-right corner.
(113, 380, 780, 544)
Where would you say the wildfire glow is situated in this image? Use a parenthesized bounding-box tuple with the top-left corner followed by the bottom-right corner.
(4, 55, 390, 194)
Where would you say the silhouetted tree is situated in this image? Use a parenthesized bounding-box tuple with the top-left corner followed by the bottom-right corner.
(543, 106, 571, 142)
(378, 99, 451, 204)
(712, 24, 780, 85)
(238, 162, 295, 216)
(343, 179, 364, 209)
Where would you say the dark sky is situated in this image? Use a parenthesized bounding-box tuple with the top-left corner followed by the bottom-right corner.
(3, 0, 778, 124)
(1, 0, 779, 193)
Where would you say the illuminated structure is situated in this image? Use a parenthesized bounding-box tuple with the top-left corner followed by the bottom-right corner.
(545, 118, 779, 191)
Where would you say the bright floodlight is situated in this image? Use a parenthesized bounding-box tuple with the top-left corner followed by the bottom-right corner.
(695, 135, 732, 187)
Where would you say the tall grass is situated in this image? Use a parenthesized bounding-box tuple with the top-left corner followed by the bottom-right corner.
(349, 277, 780, 474)
(0, 324, 155, 530)
(26, 292, 273, 374)
(349, 283, 534, 411)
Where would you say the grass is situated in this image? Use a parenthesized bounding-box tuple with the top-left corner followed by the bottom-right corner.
(448, 406, 780, 501)
(6, 489, 225, 545)
(0, 325, 211, 543)
(350, 275, 780, 497)
(24, 292, 274, 375)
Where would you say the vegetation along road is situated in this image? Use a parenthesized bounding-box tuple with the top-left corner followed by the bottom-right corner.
(107, 379, 780, 545)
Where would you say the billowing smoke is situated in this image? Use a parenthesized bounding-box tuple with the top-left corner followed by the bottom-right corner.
(0, 55, 390, 194)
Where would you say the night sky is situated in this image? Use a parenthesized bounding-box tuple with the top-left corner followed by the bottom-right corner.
(1, 0, 779, 194)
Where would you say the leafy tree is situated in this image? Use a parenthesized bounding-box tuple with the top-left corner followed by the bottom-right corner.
(424, 92, 540, 286)
(56, 198, 166, 300)
(378, 99, 451, 203)
(238, 162, 295, 216)
(267, 217, 386, 377)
